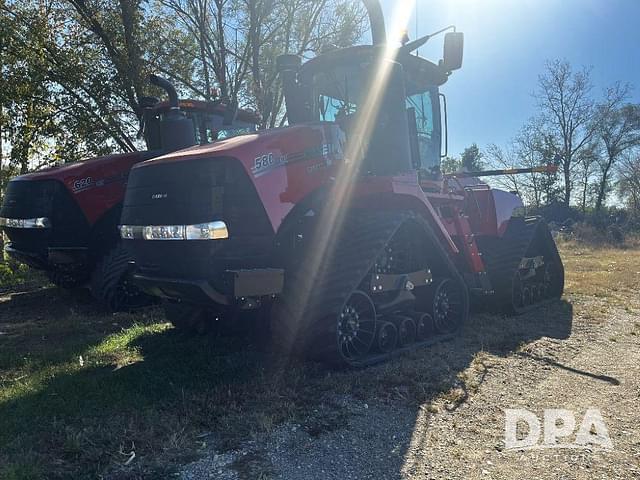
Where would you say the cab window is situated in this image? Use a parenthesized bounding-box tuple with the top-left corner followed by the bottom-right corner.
(406, 90, 438, 170)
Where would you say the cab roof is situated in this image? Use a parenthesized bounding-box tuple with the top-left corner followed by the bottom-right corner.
(152, 99, 261, 125)
(298, 45, 449, 93)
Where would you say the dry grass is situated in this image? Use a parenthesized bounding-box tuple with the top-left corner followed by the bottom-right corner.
(559, 239, 640, 304)
(0, 241, 638, 479)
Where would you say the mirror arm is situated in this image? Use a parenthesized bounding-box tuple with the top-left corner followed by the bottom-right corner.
(400, 25, 456, 54)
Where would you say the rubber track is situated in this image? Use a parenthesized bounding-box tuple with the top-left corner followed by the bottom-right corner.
(479, 217, 564, 313)
(271, 210, 469, 367)
(91, 242, 151, 312)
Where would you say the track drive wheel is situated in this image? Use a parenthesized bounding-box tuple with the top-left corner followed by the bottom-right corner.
(90, 242, 153, 312)
(334, 290, 378, 364)
(432, 278, 467, 334)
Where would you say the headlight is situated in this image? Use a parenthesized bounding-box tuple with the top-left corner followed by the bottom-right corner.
(185, 221, 228, 240)
(119, 221, 228, 240)
(0, 217, 51, 229)
(143, 225, 185, 240)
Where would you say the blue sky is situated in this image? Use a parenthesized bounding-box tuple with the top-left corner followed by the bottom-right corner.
(380, 0, 640, 157)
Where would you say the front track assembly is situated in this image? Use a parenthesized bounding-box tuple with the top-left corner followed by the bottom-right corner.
(271, 211, 470, 368)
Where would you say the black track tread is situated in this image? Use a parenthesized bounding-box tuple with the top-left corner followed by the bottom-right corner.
(271, 210, 470, 367)
(90, 242, 152, 312)
(479, 217, 564, 314)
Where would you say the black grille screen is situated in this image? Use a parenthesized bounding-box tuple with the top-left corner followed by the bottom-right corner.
(1, 179, 89, 252)
(122, 156, 273, 279)
(122, 156, 272, 236)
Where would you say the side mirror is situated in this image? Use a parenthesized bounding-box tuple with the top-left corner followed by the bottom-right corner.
(223, 101, 238, 126)
(442, 32, 464, 72)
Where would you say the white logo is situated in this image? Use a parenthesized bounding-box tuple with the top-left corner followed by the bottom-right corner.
(504, 408, 613, 451)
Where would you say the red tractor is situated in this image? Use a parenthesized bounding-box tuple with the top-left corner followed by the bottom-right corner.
(119, 1, 564, 366)
(0, 76, 259, 310)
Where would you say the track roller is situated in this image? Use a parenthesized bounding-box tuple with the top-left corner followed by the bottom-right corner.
(389, 315, 417, 347)
(411, 312, 433, 341)
(375, 320, 398, 353)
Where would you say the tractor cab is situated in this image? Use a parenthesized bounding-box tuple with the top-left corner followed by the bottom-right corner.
(278, 22, 463, 178)
(139, 74, 259, 154)
(142, 99, 259, 151)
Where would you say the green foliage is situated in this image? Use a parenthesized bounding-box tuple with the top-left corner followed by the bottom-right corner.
(1, 0, 367, 182)
(440, 156, 460, 174)
(0, 261, 36, 288)
(460, 143, 483, 171)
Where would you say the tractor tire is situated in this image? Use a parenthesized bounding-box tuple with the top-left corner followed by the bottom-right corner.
(90, 242, 153, 312)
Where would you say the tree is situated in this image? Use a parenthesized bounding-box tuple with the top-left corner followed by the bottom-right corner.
(460, 143, 483, 171)
(440, 156, 460, 174)
(485, 120, 560, 209)
(1, 0, 207, 176)
(617, 152, 640, 220)
(535, 60, 597, 206)
(159, 0, 367, 128)
(574, 142, 599, 212)
(593, 83, 640, 211)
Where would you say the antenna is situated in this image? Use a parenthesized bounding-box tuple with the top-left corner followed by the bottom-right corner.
(415, 1, 419, 55)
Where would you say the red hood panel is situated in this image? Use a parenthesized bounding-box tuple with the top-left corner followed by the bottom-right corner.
(14, 151, 157, 225)
(16, 152, 147, 182)
(133, 125, 346, 231)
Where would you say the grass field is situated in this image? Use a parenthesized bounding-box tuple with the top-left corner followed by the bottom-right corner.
(0, 241, 639, 479)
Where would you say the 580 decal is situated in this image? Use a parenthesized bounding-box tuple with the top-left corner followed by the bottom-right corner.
(254, 153, 276, 171)
(251, 142, 343, 178)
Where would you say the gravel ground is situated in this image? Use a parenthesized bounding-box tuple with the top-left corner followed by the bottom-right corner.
(179, 295, 640, 480)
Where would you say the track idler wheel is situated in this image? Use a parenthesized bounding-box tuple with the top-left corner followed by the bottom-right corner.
(335, 291, 377, 363)
(432, 278, 466, 334)
(375, 320, 398, 353)
(390, 315, 417, 347)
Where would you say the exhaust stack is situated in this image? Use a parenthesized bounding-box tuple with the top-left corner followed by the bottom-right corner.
(149, 74, 179, 109)
(362, 0, 387, 45)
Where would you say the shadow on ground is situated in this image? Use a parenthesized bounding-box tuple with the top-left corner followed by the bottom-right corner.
(0, 287, 579, 480)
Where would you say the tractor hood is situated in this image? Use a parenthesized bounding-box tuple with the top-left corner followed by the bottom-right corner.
(129, 123, 346, 231)
(8, 150, 159, 225)
(14, 151, 156, 189)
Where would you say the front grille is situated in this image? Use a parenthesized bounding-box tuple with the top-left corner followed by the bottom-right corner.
(122, 156, 273, 280)
(1, 178, 89, 253)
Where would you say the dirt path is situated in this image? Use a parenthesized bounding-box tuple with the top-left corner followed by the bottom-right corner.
(402, 302, 640, 480)
(180, 246, 640, 480)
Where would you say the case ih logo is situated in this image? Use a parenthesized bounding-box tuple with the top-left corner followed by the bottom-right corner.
(151, 193, 168, 199)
